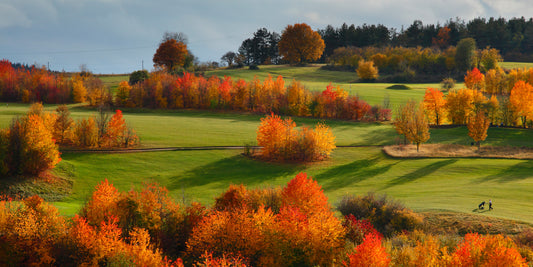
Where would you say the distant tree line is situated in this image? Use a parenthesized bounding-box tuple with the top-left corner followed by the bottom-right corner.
(225, 17, 533, 67)
(320, 17, 533, 62)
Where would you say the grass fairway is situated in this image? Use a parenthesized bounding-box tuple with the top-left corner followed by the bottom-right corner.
(53, 147, 533, 224)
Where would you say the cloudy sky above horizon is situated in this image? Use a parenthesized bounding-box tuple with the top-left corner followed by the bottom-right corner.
(1, 0, 532, 74)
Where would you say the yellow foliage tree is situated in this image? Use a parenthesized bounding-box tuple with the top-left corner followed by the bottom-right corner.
(422, 87, 446, 125)
(72, 77, 87, 103)
(509, 80, 533, 127)
(445, 88, 487, 124)
(395, 100, 430, 152)
(356, 60, 379, 81)
(468, 111, 491, 150)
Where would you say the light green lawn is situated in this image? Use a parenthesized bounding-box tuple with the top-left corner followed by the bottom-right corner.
(500, 62, 533, 69)
(53, 147, 533, 224)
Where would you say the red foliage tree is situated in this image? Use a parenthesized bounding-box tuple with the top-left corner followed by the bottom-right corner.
(153, 39, 188, 71)
(344, 232, 390, 267)
(464, 67, 485, 91)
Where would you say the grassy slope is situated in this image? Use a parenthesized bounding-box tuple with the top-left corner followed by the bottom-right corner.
(2, 65, 533, 224)
(53, 147, 533, 224)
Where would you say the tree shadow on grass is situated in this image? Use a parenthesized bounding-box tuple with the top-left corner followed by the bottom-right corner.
(473, 161, 533, 184)
(381, 159, 457, 189)
(168, 155, 305, 190)
(358, 127, 397, 146)
(316, 157, 397, 191)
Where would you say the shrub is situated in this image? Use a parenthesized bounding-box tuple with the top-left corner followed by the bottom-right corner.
(356, 60, 379, 81)
(386, 84, 411, 90)
(344, 232, 390, 267)
(450, 233, 527, 266)
(337, 193, 422, 237)
(387, 230, 446, 266)
(343, 214, 380, 245)
(256, 113, 336, 162)
(441, 77, 456, 91)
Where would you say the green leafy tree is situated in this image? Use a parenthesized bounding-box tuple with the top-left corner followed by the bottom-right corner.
(455, 38, 477, 72)
(129, 70, 149, 85)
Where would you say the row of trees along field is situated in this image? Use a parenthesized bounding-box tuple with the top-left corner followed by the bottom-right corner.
(423, 67, 533, 128)
(391, 68, 533, 152)
(228, 17, 533, 68)
(328, 39, 502, 82)
(0, 174, 529, 266)
(0, 104, 137, 176)
(0, 60, 111, 105)
(115, 72, 391, 121)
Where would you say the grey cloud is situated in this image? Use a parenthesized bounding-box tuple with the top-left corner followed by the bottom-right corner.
(0, 0, 531, 73)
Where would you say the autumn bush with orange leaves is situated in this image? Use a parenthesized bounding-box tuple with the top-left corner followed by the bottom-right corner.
(256, 113, 336, 162)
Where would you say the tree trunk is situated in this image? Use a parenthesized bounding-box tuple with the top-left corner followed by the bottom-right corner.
(416, 142, 420, 152)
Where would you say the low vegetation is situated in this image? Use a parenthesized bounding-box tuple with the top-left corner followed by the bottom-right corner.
(256, 113, 336, 162)
(0, 174, 530, 266)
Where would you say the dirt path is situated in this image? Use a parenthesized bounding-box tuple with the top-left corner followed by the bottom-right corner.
(60, 145, 381, 154)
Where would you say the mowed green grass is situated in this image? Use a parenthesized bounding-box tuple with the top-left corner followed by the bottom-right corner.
(53, 147, 533, 224)
(1, 103, 530, 223)
(500, 62, 533, 69)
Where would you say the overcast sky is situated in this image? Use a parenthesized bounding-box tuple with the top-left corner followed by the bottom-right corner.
(1, 0, 531, 74)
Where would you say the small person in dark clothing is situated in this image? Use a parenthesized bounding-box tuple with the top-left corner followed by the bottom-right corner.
(489, 199, 493, 210)
(478, 201, 485, 209)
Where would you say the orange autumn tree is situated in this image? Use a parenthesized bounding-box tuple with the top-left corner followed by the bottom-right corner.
(468, 110, 491, 150)
(0, 196, 68, 266)
(278, 23, 325, 64)
(272, 173, 345, 266)
(256, 113, 335, 161)
(422, 87, 446, 125)
(106, 110, 139, 148)
(509, 80, 533, 127)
